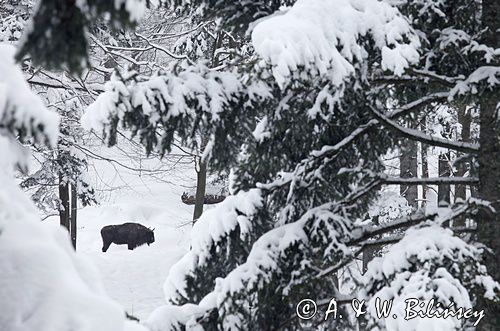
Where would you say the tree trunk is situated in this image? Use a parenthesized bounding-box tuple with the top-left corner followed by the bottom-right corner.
(58, 172, 70, 231)
(400, 139, 418, 209)
(437, 152, 451, 206)
(454, 105, 471, 226)
(421, 143, 429, 208)
(70, 183, 77, 250)
(192, 158, 207, 223)
(363, 217, 383, 276)
(191, 33, 224, 224)
(476, 87, 500, 331)
(476, 0, 500, 329)
(420, 118, 429, 209)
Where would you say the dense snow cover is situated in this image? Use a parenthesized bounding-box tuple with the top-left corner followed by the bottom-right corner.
(150, 191, 357, 329)
(82, 65, 272, 160)
(0, 44, 59, 146)
(450, 66, 500, 97)
(83, 66, 268, 126)
(251, 0, 420, 87)
(81, 66, 243, 134)
(0, 43, 146, 331)
(162, 188, 263, 302)
(361, 226, 499, 331)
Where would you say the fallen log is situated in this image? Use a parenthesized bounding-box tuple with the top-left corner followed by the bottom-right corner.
(181, 192, 227, 205)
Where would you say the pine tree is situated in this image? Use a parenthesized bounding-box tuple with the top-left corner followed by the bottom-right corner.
(15, 0, 147, 73)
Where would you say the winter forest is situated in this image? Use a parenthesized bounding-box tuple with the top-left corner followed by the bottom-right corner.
(0, 0, 499, 330)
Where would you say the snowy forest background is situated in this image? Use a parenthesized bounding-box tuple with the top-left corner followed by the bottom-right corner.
(0, 0, 499, 330)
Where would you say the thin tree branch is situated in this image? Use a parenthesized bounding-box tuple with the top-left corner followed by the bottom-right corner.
(369, 105, 480, 153)
(381, 176, 478, 185)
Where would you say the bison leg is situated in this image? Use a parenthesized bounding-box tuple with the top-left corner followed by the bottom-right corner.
(128, 243, 135, 250)
(102, 240, 112, 252)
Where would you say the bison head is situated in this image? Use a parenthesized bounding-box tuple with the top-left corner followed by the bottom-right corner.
(147, 228, 155, 245)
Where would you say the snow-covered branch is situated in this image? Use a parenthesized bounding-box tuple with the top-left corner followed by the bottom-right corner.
(317, 201, 477, 279)
(369, 104, 480, 153)
(381, 176, 478, 186)
(260, 92, 451, 192)
(252, 0, 420, 88)
(134, 32, 195, 64)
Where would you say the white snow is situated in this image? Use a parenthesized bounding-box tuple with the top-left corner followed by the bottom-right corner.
(0, 44, 147, 331)
(252, 115, 271, 142)
(0, 180, 129, 331)
(251, 0, 420, 88)
(39, 146, 195, 321)
(361, 225, 499, 331)
(450, 66, 500, 97)
(82, 66, 270, 159)
(0, 43, 59, 146)
(163, 188, 263, 302)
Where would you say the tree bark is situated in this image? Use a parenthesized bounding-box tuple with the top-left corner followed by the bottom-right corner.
(476, 0, 500, 329)
(421, 143, 429, 208)
(70, 183, 77, 250)
(454, 105, 471, 226)
(476, 88, 500, 331)
(420, 118, 429, 208)
(58, 172, 70, 231)
(400, 139, 418, 209)
(437, 152, 451, 206)
(362, 218, 381, 274)
(191, 32, 224, 224)
(192, 158, 207, 223)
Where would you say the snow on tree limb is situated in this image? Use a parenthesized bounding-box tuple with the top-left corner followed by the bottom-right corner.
(381, 176, 478, 186)
(450, 66, 500, 97)
(163, 189, 263, 303)
(369, 104, 480, 154)
(0, 44, 59, 147)
(154, 179, 378, 329)
(82, 66, 272, 160)
(317, 199, 479, 279)
(251, 0, 420, 88)
(361, 225, 499, 331)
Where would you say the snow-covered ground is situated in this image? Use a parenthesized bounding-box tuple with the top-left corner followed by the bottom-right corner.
(42, 146, 195, 320)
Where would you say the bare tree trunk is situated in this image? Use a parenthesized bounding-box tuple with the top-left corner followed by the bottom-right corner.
(192, 33, 224, 224)
(476, 89, 500, 331)
(364, 136, 418, 274)
(476, 1, 500, 328)
(454, 105, 471, 226)
(437, 152, 451, 206)
(192, 158, 207, 223)
(400, 139, 418, 209)
(362, 218, 381, 274)
(421, 143, 429, 208)
(420, 118, 429, 208)
(70, 183, 77, 250)
(58, 172, 70, 231)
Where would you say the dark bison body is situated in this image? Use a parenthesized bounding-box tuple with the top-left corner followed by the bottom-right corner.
(101, 222, 155, 252)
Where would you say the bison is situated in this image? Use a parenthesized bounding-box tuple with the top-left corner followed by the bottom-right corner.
(101, 222, 155, 252)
